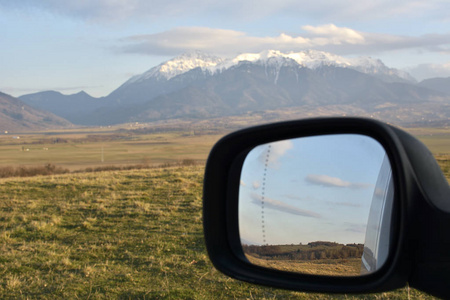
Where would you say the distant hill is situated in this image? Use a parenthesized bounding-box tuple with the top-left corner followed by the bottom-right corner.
(20, 90, 106, 124)
(0, 92, 72, 132)
(418, 77, 450, 95)
(19, 50, 450, 127)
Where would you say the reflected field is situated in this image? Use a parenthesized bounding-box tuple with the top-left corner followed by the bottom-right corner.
(244, 242, 363, 276)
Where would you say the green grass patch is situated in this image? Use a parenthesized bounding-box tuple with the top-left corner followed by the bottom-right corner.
(0, 165, 444, 298)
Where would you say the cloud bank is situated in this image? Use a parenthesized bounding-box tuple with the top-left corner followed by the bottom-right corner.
(117, 25, 450, 58)
(4, 1, 447, 57)
(305, 174, 372, 189)
(2, 0, 449, 23)
(251, 193, 321, 218)
(408, 62, 450, 81)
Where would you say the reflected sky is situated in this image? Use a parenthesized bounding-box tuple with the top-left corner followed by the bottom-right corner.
(239, 134, 386, 246)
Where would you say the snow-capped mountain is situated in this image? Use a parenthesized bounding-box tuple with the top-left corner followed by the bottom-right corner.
(124, 51, 224, 84)
(125, 49, 415, 85)
(105, 49, 419, 110)
(20, 50, 449, 127)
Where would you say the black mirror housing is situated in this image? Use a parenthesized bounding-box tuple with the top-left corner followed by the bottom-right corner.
(203, 117, 450, 298)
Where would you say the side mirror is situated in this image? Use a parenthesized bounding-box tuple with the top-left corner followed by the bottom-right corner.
(203, 118, 450, 298)
(238, 134, 392, 277)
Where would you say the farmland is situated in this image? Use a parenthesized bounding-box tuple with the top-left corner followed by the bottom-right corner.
(0, 124, 449, 171)
(0, 124, 447, 298)
(0, 127, 225, 171)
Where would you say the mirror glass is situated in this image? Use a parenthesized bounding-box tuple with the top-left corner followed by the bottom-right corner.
(238, 134, 393, 276)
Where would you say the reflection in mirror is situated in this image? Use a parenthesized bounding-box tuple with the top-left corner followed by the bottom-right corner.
(238, 134, 393, 277)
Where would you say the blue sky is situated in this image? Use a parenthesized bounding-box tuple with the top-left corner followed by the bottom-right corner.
(239, 134, 387, 246)
(1, 0, 450, 97)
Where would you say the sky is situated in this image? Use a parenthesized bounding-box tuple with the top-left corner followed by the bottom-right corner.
(238, 134, 389, 246)
(1, 0, 450, 98)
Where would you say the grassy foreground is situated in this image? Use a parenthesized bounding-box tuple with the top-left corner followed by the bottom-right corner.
(0, 165, 439, 299)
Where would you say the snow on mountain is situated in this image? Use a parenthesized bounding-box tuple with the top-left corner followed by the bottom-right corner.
(125, 51, 224, 84)
(228, 49, 352, 69)
(223, 50, 416, 83)
(350, 57, 416, 83)
(124, 49, 416, 86)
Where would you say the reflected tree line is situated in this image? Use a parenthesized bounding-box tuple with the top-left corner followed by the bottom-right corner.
(243, 241, 364, 261)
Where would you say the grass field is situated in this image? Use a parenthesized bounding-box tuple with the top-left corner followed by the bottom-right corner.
(408, 127, 450, 156)
(0, 164, 444, 299)
(0, 124, 447, 298)
(0, 125, 448, 171)
(0, 130, 224, 171)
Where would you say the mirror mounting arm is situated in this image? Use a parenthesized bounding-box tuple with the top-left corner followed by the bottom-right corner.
(389, 127, 450, 299)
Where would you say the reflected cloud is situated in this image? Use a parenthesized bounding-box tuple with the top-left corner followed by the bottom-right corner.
(283, 194, 317, 202)
(257, 140, 293, 168)
(240, 180, 246, 187)
(252, 181, 261, 189)
(344, 222, 367, 234)
(251, 193, 321, 218)
(374, 187, 388, 198)
(327, 201, 362, 208)
(305, 174, 373, 189)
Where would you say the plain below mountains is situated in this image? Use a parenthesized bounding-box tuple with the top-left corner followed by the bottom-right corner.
(19, 50, 450, 127)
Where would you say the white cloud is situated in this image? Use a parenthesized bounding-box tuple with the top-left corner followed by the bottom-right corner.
(407, 62, 450, 81)
(2, 1, 449, 58)
(0, 0, 214, 22)
(0, 0, 136, 22)
(302, 24, 365, 44)
(251, 193, 321, 218)
(117, 26, 450, 58)
(119, 27, 248, 56)
(305, 174, 372, 189)
(2, 0, 449, 23)
(118, 26, 366, 56)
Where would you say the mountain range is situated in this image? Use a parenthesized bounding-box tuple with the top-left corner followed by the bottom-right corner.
(15, 50, 450, 128)
(0, 92, 72, 132)
(418, 77, 450, 95)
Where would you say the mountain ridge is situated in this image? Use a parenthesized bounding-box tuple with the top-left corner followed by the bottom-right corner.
(0, 92, 72, 132)
(19, 50, 450, 127)
(125, 50, 416, 85)
(418, 77, 450, 95)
